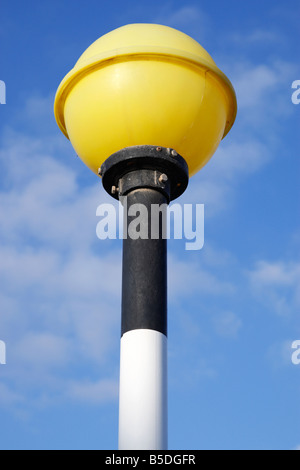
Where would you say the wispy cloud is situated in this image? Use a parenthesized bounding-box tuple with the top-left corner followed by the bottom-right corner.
(179, 54, 296, 217)
(230, 29, 285, 47)
(0, 96, 122, 411)
(213, 311, 242, 339)
(248, 260, 300, 316)
(0, 382, 25, 407)
(232, 60, 296, 118)
(154, 5, 209, 42)
(169, 254, 236, 299)
(266, 340, 296, 370)
(66, 378, 118, 404)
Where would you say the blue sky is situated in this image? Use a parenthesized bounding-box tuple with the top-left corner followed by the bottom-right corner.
(0, 0, 299, 450)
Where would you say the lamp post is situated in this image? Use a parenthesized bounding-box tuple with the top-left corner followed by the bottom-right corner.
(54, 23, 237, 450)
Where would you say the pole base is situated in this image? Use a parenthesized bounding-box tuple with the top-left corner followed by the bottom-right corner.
(100, 145, 189, 202)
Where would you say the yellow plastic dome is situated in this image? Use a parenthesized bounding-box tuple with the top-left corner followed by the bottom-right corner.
(54, 23, 237, 176)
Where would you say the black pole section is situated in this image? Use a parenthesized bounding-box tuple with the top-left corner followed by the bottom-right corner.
(100, 145, 189, 338)
(122, 187, 168, 336)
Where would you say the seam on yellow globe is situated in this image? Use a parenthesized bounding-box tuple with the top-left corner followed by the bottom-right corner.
(54, 49, 237, 140)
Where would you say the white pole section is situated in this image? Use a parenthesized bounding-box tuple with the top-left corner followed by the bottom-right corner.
(118, 329, 168, 450)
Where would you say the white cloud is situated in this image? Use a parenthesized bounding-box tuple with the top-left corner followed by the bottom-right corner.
(0, 131, 104, 251)
(0, 382, 24, 407)
(230, 59, 297, 128)
(208, 140, 270, 181)
(13, 333, 72, 369)
(249, 261, 300, 286)
(66, 378, 118, 404)
(0, 245, 122, 366)
(176, 58, 296, 216)
(235, 64, 279, 109)
(230, 29, 285, 46)
(0, 102, 123, 410)
(181, 137, 270, 217)
(169, 254, 235, 300)
(213, 311, 242, 339)
(248, 260, 300, 315)
(266, 340, 296, 370)
(154, 5, 209, 41)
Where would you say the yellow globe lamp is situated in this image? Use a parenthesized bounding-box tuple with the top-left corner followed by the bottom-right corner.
(54, 23, 237, 177)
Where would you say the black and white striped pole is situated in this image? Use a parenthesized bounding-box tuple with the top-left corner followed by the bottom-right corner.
(101, 146, 189, 449)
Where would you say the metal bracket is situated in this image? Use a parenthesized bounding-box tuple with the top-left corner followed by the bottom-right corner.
(100, 145, 189, 202)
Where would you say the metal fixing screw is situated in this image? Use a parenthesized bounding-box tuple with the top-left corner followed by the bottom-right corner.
(156, 147, 162, 152)
(171, 149, 178, 157)
(98, 168, 103, 177)
(159, 173, 168, 184)
(111, 186, 119, 195)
